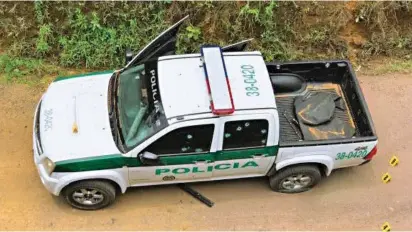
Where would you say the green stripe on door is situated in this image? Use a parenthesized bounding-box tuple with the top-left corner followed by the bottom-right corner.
(159, 153, 215, 165)
(215, 146, 278, 161)
(53, 70, 113, 82)
(54, 154, 138, 172)
(53, 146, 278, 172)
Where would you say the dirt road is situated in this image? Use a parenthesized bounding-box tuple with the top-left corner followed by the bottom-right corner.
(0, 73, 411, 230)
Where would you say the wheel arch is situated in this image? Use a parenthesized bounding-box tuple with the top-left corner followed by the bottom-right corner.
(276, 162, 328, 177)
(53, 169, 129, 196)
(268, 155, 334, 177)
(61, 178, 123, 195)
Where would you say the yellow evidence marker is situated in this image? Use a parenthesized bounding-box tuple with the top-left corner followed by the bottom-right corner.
(381, 222, 391, 232)
(382, 173, 391, 183)
(389, 156, 399, 167)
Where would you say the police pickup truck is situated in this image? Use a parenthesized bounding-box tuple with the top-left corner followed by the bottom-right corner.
(33, 16, 378, 210)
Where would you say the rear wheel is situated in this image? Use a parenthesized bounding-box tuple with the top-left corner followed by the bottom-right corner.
(269, 165, 322, 193)
(63, 180, 116, 210)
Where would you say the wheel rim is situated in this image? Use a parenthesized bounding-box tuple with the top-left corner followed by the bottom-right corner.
(281, 174, 312, 190)
(72, 188, 104, 206)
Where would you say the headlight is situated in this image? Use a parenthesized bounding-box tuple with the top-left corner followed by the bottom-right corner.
(41, 157, 55, 175)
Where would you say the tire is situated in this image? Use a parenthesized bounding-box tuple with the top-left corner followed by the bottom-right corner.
(63, 180, 116, 210)
(269, 165, 322, 193)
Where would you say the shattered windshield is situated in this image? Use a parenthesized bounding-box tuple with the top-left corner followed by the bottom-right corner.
(117, 62, 168, 151)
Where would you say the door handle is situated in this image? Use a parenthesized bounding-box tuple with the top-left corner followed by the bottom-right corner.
(252, 154, 267, 159)
(194, 160, 211, 165)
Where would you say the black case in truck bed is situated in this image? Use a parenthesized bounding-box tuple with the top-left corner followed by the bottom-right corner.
(266, 60, 377, 147)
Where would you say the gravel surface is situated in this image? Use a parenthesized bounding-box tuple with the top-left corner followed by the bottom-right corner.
(0, 73, 411, 230)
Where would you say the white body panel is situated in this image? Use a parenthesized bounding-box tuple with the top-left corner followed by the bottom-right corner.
(38, 73, 120, 162)
(211, 157, 276, 179)
(33, 99, 128, 195)
(158, 52, 276, 119)
(128, 162, 213, 186)
(276, 140, 378, 176)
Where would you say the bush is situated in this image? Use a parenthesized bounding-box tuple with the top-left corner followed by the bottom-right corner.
(0, 1, 411, 70)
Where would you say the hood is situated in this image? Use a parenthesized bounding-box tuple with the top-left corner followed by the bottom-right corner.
(39, 72, 121, 162)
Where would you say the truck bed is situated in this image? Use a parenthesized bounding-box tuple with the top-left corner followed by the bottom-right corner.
(276, 84, 358, 144)
(266, 60, 377, 147)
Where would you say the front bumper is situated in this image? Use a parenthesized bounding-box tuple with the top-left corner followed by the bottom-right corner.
(33, 97, 60, 196)
(33, 136, 60, 196)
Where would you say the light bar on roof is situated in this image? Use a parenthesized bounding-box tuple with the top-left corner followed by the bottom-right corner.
(200, 45, 235, 115)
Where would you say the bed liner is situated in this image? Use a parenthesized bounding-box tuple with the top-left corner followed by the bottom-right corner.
(266, 60, 377, 147)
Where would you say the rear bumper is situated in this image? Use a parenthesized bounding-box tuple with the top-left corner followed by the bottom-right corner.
(359, 160, 371, 166)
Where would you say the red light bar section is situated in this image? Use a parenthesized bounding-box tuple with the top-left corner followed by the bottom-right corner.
(200, 46, 235, 115)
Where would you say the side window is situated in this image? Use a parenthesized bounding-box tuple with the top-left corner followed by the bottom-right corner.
(223, 119, 268, 150)
(145, 124, 215, 155)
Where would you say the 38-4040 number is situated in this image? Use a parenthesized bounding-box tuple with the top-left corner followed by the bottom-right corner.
(241, 65, 259, 97)
(335, 150, 368, 160)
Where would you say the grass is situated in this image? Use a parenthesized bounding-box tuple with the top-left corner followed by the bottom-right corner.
(1, 53, 410, 87)
(0, 54, 74, 85)
(0, 1, 355, 69)
(0, 1, 411, 84)
(360, 58, 412, 76)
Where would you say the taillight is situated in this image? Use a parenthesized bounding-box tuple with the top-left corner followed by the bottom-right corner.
(364, 145, 378, 160)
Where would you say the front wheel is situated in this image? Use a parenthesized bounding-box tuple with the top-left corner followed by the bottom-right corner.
(269, 165, 322, 193)
(62, 180, 116, 210)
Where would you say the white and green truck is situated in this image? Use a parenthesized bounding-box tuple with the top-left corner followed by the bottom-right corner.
(33, 16, 378, 210)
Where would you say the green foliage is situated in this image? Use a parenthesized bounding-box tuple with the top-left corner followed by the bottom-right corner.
(239, 3, 261, 22)
(0, 0, 411, 72)
(47, 2, 169, 68)
(0, 54, 55, 82)
(185, 25, 202, 41)
(34, 0, 45, 24)
(36, 24, 52, 55)
(356, 1, 412, 59)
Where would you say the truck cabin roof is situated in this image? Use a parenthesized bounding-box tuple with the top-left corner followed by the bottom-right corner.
(155, 51, 277, 121)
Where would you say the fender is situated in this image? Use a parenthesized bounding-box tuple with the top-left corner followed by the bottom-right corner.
(274, 155, 334, 176)
(51, 168, 129, 196)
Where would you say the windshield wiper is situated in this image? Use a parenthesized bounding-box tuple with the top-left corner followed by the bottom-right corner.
(108, 71, 126, 152)
(108, 73, 116, 116)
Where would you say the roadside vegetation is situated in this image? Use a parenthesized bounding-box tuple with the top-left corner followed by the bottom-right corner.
(0, 1, 411, 83)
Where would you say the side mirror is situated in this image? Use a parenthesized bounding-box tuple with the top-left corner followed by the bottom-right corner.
(125, 47, 133, 65)
(139, 151, 160, 165)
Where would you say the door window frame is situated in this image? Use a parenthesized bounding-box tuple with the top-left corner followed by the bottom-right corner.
(216, 114, 276, 151)
(129, 118, 220, 157)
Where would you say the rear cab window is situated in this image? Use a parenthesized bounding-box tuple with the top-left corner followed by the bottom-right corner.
(223, 119, 269, 150)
